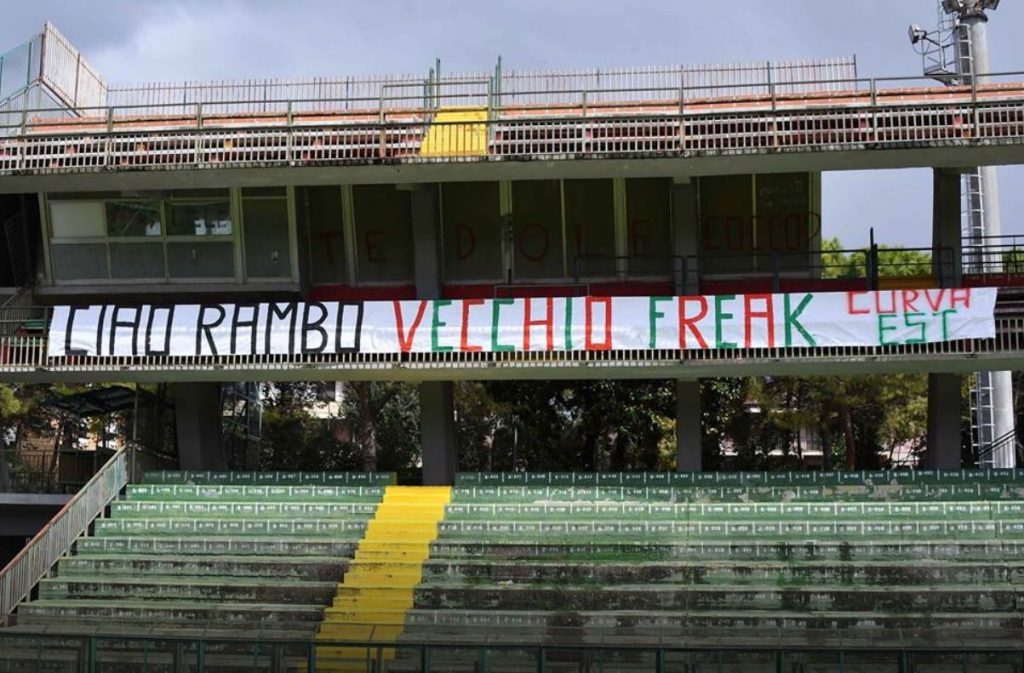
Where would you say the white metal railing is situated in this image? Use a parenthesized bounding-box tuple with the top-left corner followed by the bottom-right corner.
(0, 72, 1021, 175)
(1, 317, 1023, 378)
(0, 446, 127, 622)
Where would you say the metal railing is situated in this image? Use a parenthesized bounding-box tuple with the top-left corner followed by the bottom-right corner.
(573, 246, 956, 292)
(1, 315, 1021, 380)
(0, 631, 1019, 673)
(0, 70, 1022, 175)
(0, 445, 127, 622)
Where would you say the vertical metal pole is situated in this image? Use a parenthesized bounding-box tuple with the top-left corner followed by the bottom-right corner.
(957, 3, 1016, 468)
(196, 640, 205, 672)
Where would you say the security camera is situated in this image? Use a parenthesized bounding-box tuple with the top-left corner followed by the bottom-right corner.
(908, 24, 928, 45)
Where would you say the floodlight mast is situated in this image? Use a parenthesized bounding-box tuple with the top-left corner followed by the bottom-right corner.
(915, 0, 1015, 469)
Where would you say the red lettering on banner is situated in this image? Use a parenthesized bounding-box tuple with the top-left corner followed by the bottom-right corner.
(847, 291, 870, 315)
(678, 296, 709, 349)
(585, 297, 613, 351)
(393, 301, 428, 353)
(365, 231, 386, 264)
(460, 299, 484, 352)
(951, 288, 971, 309)
(523, 297, 555, 351)
(517, 223, 550, 263)
(317, 229, 343, 265)
(455, 223, 476, 261)
(875, 291, 898, 315)
(901, 290, 921, 314)
(924, 289, 948, 312)
(743, 294, 775, 348)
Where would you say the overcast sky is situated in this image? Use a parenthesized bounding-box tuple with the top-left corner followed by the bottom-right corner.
(2, 0, 1022, 248)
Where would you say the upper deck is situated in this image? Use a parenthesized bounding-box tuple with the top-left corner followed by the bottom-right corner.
(0, 27, 1022, 191)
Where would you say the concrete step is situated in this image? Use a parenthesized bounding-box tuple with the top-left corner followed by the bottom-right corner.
(450, 482, 1024, 503)
(444, 500, 1024, 521)
(413, 583, 1024, 613)
(76, 535, 359, 557)
(435, 519, 1024, 540)
(111, 500, 379, 519)
(142, 469, 396, 486)
(454, 468, 1024, 487)
(16, 599, 325, 625)
(38, 576, 338, 604)
(403, 607, 1024, 632)
(420, 559, 1024, 587)
(58, 553, 349, 581)
(126, 483, 386, 502)
(427, 540, 1024, 563)
(94, 517, 367, 538)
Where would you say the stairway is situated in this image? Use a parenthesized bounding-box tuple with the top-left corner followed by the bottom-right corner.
(315, 485, 451, 672)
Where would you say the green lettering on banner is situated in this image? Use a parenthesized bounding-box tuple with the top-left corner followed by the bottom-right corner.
(878, 314, 898, 346)
(491, 298, 515, 352)
(564, 298, 573, 350)
(784, 293, 816, 347)
(648, 297, 671, 349)
(904, 312, 926, 344)
(714, 295, 737, 350)
(935, 309, 956, 340)
(431, 300, 453, 353)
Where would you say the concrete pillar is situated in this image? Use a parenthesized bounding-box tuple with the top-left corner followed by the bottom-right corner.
(932, 168, 963, 288)
(406, 183, 458, 484)
(676, 380, 702, 472)
(671, 178, 700, 295)
(172, 382, 226, 471)
(420, 381, 458, 485)
(926, 373, 962, 470)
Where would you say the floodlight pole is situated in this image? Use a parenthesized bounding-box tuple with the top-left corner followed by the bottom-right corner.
(950, 1, 1016, 468)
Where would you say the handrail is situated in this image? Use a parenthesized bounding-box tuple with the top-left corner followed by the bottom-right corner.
(0, 445, 127, 622)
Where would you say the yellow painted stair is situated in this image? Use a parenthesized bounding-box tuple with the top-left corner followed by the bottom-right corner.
(314, 486, 451, 672)
(419, 108, 488, 158)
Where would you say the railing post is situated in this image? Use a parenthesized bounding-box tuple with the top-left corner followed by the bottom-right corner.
(195, 639, 205, 672)
(537, 646, 546, 673)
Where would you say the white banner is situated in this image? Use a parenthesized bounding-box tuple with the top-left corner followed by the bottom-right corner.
(46, 289, 997, 358)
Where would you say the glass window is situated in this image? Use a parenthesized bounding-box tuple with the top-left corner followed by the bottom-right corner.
(306, 186, 347, 285)
(106, 201, 162, 238)
(50, 201, 105, 238)
(626, 178, 672, 276)
(442, 181, 503, 282)
(698, 175, 754, 274)
(243, 197, 291, 278)
(755, 172, 812, 271)
(564, 179, 615, 278)
(512, 180, 564, 281)
(353, 184, 414, 284)
(167, 241, 235, 279)
(51, 243, 108, 281)
(169, 200, 232, 236)
(110, 243, 165, 279)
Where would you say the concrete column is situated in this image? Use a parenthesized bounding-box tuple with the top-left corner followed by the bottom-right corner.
(420, 381, 458, 485)
(926, 373, 962, 469)
(406, 183, 458, 484)
(671, 178, 700, 295)
(676, 380, 702, 472)
(932, 168, 962, 288)
(172, 382, 226, 471)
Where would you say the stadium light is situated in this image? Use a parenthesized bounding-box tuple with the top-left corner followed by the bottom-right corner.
(908, 24, 932, 46)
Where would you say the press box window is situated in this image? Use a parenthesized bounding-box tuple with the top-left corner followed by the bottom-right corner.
(442, 181, 502, 282)
(564, 179, 616, 278)
(242, 187, 291, 279)
(352, 184, 414, 284)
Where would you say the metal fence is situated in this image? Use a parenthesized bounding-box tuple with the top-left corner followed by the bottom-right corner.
(0, 630, 1019, 673)
(1, 69, 1021, 174)
(0, 315, 1020, 380)
(0, 445, 126, 622)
